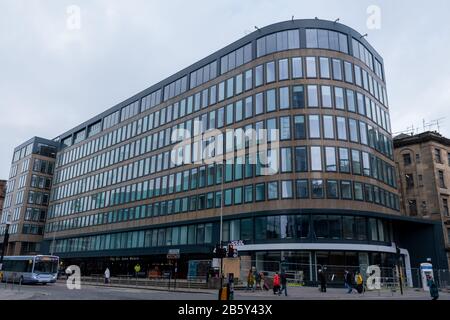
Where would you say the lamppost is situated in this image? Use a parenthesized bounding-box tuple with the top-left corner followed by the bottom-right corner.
(0, 221, 11, 271)
(218, 160, 225, 298)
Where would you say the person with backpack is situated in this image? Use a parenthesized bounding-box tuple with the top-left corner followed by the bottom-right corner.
(273, 272, 281, 295)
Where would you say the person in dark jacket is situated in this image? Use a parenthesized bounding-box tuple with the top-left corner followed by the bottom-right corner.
(344, 270, 354, 294)
(279, 270, 288, 296)
(318, 269, 327, 292)
(427, 275, 439, 300)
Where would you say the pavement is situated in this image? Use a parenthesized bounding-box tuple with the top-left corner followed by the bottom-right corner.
(1, 281, 449, 300)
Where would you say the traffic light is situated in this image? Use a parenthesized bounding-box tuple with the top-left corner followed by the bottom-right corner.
(213, 244, 226, 258)
(227, 244, 238, 258)
(227, 244, 234, 258)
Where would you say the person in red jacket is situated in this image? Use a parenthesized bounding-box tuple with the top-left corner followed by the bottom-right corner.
(273, 272, 281, 295)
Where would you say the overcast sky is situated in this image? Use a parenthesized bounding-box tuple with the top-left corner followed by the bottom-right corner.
(0, 0, 449, 179)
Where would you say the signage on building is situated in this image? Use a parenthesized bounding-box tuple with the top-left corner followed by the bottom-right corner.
(167, 249, 180, 260)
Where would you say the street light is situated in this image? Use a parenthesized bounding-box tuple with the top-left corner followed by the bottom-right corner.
(0, 221, 11, 271)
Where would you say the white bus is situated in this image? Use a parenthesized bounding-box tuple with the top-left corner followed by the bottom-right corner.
(0, 255, 59, 284)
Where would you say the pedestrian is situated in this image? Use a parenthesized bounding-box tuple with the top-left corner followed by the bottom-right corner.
(261, 273, 269, 291)
(104, 267, 111, 284)
(344, 270, 354, 294)
(273, 272, 281, 295)
(355, 271, 364, 294)
(427, 275, 439, 300)
(318, 269, 327, 293)
(280, 270, 288, 296)
(255, 271, 262, 290)
(247, 269, 255, 291)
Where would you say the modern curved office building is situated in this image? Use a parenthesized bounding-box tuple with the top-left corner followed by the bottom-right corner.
(1, 19, 448, 284)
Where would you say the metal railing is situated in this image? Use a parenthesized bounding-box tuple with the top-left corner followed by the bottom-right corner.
(79, 274, 209, 290)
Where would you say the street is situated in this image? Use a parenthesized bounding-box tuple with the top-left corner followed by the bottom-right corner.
(1, 281, 449, 300)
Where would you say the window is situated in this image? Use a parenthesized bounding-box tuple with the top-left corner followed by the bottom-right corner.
(296, 180, 309, 198)
(349, 119, 359, 143)
(256, 30, 300, 57)
(278, 59, 289, 80)
(325, 147, 337, 172)
(295, 147, 308, 172)
(339, 148, 350, 173)
(292, 57, 303, 78)
(307, 85, 318, 107)
(226, 104, 233, 125)
(362, 152, 371, 176)
(332, 59, 342, 80)
(292, 86, 305, 109)
(336, 117, 347, 140)
(321, 86, 332, 108)
(439, 170, 446, 188)
(281, 181, 293, 199)
(255, 183, 265, 201)
(294, 116, 306, 139)
(279, 87, 290, 110)
(255, 93, 264, 115)
(346, 90, 356, 112)
(255, 65, 264, 87)
(359, 122, 368, 145)
(409, 200, 418, 216)
(435, 148, 442, 163)
(334, 87, 345, 109)
(354, 182, 364, 201)
(309, 115, 320, 138)
(268, 181, 279, 200)
(306, 57, 316, 78)
(280, 117, 291, 140)
(234, 187, 243, 205)
(235, 100, 243, 122)
(306, 29, 348, 53)
(323, 115, 335, 139)
(443, 198, 449, 216)
(244, 185, 253, 203)
(311, 146, 322, 171)
(352, 150, 362, 175)
(245, 96, 253, 118)
(245, 69, 253, 91)
(344, 61, 353, 83)
(224, 189, 233, 206)
(266, 89, 276, 112)
(281, 148, 292, 172)
(266, 61, 275, 83)
(311, 180, 324, 198)
(341, 181, 352, 199)
(319, 57, 330, 78)
(327, 180, 339, 199)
